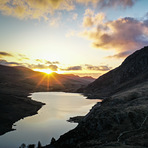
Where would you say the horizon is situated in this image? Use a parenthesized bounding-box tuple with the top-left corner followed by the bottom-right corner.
(0, 0, 148, 78)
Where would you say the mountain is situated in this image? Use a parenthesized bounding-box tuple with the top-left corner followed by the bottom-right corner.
(45, 46, 148, 148)
(0, 65, 95, 135)
(0, 64, 95, 95)
(84, 46, 148, 98)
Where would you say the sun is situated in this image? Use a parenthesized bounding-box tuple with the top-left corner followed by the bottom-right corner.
(33, 69, 65, 74)
(33, 69, 53, 74)
(43, 69, 53, 74)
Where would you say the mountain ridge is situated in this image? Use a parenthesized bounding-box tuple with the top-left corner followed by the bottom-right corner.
(45, 46, 148, 148)
(0, 64, 95, 135)
(84, 46, 148, 98)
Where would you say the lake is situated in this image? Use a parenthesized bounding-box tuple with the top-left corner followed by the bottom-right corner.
(0, 92, 100, 148)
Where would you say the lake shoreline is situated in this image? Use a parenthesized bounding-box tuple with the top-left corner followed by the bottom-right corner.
(0, 93, 45, 136)
(0, 91, 84, 136)
(0, 92, 99, 147)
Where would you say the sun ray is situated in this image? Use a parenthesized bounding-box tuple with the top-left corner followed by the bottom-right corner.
(50, 73, 65, 88)
(46, 74, 50, 91)
(35, 74, 47, 89)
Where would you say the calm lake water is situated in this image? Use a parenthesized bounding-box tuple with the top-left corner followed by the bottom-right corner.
(0, 92, 100, 148)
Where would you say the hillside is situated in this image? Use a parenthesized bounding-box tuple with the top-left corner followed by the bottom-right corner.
(0, 65, 95, 94)
(0, 65, 95, 135)
(45, 46, 148, 148)
(84, 46, 148, 98)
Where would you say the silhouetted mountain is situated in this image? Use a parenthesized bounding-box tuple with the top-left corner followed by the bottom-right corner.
(0, 64, 95, 94)
(45, 46, 148, 148)
(85, 46, 148, 98)
(0, 65, 95, 135)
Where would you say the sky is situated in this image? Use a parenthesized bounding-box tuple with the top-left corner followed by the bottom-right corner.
(0, 0, 148, 78)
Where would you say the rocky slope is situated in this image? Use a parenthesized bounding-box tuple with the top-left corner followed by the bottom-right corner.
(84, 46, 148, 98)
(45, 46, 148, 148)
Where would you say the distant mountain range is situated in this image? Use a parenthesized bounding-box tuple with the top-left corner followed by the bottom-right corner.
(0, 64, 95, 135)
(85, 46, 148, 98)
(0, 64, 95, 95)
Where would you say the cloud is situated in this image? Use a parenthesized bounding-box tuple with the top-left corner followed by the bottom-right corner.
(18, 54, 30, 60)
(0, 0, 74, 20)
(83, 9, 105, 27)
(0, 59, 22, 66)
(28, 64, 48, 69)
(76, 0, 137, 8)
(61, 66, 82, 71)
(0, 51, 13, 57)
(45, 60, 60, 65)
(85, 64, 111, 71)
(52, 61, 60, 64)
(80, 16, 148, 55)
(22, 63, 59, 71)
(36, 59, 44, 63)
(35, 59, 60, 65)
(106, 51, 132, 59)
(49, 64, 58, 71)
(0, 0, 138, 20)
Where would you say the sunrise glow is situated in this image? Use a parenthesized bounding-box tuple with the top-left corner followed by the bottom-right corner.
(33, 69, 65, 75)
(0, 0, 148, 78)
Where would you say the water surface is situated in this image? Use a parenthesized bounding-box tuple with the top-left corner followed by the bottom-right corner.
(0, 92, 100, 148)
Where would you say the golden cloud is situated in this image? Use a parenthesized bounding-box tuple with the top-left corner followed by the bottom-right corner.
(0, 0, 137, 20)
(83, 9, 105, 27)
(80, 16, 148, 54)
(0, 0, 74, 19)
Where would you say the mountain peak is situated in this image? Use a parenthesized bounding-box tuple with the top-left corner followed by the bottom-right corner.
(85, 46, 148, 98)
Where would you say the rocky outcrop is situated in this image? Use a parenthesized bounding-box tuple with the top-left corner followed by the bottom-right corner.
(84, 46, 148, 98)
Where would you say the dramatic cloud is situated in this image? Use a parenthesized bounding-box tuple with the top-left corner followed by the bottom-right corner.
(76, 0, 137, 8)
(49, 64, 58, 71)
(0, 0, 74, 19)
(0, 0, 137, 20)
(85, 64, 111, 71)
(61, 66, 82, 71)
(80, 15, 148, 56)
(0, 51, 13, 57)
